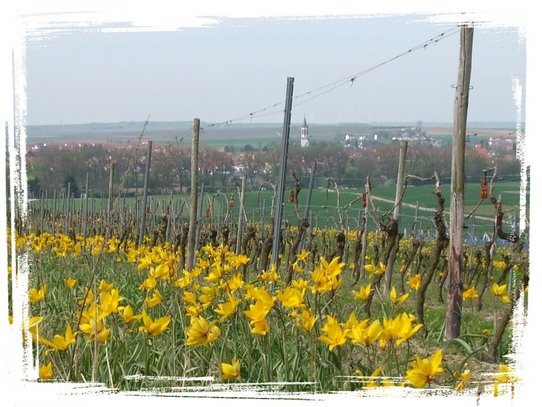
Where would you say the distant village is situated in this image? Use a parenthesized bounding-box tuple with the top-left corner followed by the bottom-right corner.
(24, 119, 521, 198)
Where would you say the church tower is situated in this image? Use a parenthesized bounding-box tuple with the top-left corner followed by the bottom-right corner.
(301, 116, 310, 147)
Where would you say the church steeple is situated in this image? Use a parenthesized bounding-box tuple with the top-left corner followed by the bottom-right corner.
(301, 116, 310, 147)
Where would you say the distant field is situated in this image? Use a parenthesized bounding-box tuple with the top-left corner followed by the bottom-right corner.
(25, 121, 519, 147)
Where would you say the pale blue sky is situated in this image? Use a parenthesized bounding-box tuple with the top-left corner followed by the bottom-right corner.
(24, 13, 525, 127)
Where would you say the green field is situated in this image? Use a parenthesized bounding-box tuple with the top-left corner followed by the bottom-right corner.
(27, 180, 527, 242)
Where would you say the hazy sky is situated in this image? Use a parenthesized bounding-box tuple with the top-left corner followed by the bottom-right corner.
(22, 7, 526, 127)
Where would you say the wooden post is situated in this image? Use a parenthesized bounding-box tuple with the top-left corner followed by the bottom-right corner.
(195, 182, 204, 253)
(52, 189, 57, 235)
(138, 141, 153, 247)
(300, 161, 317, 252)
(385, 140, 408, 292)
(108, 161, 115, 213)
(360, 176, 371, 277)
(236, 174, 247, 254)
(187, 118, 200, 271)
(64, 182, 71, 235)
(82, 173, 89, 250)
(445, 25, 474, 340)
(271, 77, 294, 268)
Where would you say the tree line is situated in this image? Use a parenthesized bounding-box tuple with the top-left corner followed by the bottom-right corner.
(23, 138, 520, 199)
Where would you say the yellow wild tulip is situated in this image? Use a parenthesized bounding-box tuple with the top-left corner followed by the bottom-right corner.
(29, 284, 47, 303)
(120, 305, 142, 324)
(139, 275, 157, 291)
(408, 274, 421, 291)
(221, 358, 241, 380)
(318, 315, 347, 351)
(39, 362, 53, 380)
(462, 287, 478, 301)
(185, 315, 221, 345)
(214, 294, 240, 321)
(276, 286, 306, 309)
(39, 323, 78, 353)
(99, 288, 124, 318)
(353, 283, 373, 301)
(296, 310, 318, 332)
(64, 277, 77, 289)
(390, 287, 409, 305)
(139, 309, 171, 336)
(145, 289, 163, 308)
(404, 349, 444, 388)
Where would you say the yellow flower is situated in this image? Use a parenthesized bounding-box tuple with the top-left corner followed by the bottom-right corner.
(395, 313, 423, 346)
(357, 366, 383, 389)
(408, 274, 421, 291)
(462, 287, 478, 300)
(493, 364, 518, 397)
(99, 288, 124, 318)
(243, 300, 271, 321)
(244, 286, 275, 309)
(261, 266, 280, 283)
(353, 283, 373, 301)
(276, 286, 305, 309)
(80, 320, 110, 343)
(243, 300, 272, 335)
(65, 277, 77, 289)
(318, 315, 347, 351)
(404, 349, 444, 388)
(455, 369, 471, 392)
(364, 262, 386, 276)
(221, 358, 241, 380)
(29, 284, 47, 303)
(296, 310, 318, 332)
(491, 283, 510, 303)
(99, 279, 114, 293)
(379, 315, 403, 349)
(137, 254, 154, 270)
(320, 256, 346, 278)
(174, 270, 192, 289)
(145, 289, 163, 308)
(120, 305, 142, 324)
(183, 290, 198, 305)
(139, 275, 157, 290)
(296, 249, 309, 262)
(390, 287, 409, 305)
(79, 303, 110, 343)
(139, 309, 171, 336)
(39, 362, 53, 380)
(185, 303, 204, 318)
(350, 319, 382, 347)
(39, 323, 78, 353)
(491, 283, 507, 297)
(310, 268, 332, 294)
(214, 294, 240, 321)
(185, 315, 221, 345)
(27, 316, 44, 342)
(249, 318, 270, 336)
(221, 273, 244, 293)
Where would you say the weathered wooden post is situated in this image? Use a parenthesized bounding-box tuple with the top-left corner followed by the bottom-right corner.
(82, 173, 89, 250)
(138, 141, 153, 247)
(385, 140, 408, 293)
(359, 176, 371, 278)
(187, 118, 200, 271)
(108, 161, 115, 213)
(445, 25, 474, 340)
(236, 174, 247, 254)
